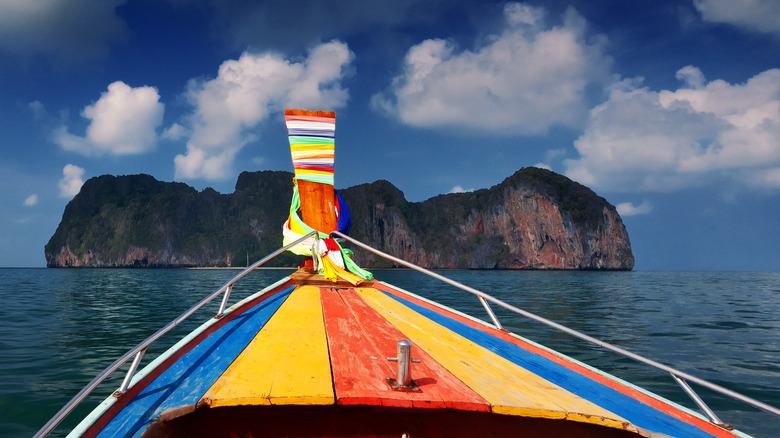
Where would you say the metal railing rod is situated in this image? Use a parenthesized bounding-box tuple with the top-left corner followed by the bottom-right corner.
(34, 231, 317, 438)
(116, 349, 145, 396)
(332, 231, 780, 418)
(477, 296, 503, 330)
(216, 284, 233, 318)
(672, 373, 727, 427)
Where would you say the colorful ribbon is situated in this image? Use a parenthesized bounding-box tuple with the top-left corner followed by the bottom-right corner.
(285, 113, 336, 186)
(282, 181, 372, 285)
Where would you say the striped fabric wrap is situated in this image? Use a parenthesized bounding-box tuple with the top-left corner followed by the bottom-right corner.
(282, 181, 372, 285)
(285, 111, 336, 186)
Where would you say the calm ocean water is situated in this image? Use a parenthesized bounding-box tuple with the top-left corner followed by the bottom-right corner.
(1, 268, 778, 437)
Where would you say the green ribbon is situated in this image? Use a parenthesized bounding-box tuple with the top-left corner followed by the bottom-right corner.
(285, 183, 372, 280)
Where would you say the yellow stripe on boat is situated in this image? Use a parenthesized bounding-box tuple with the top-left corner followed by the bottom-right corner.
(356, 287, 632, 430)
(202, 285, 334, 407)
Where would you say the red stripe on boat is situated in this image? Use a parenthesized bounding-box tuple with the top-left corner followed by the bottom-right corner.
(320, 287, 490, 412)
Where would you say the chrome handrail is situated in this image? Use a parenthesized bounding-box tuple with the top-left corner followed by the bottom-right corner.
(34, 231, 317, 438)
(332, 231, 780, 423)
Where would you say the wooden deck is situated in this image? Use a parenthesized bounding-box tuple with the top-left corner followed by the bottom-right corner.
(71, 271, 744, 438)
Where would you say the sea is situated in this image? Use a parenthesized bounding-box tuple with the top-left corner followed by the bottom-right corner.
(1, 268, 778, 438)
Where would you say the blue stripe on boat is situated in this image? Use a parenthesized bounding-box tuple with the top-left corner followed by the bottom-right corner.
(96, 286, 295, 438)
(382, 291, 717, 438)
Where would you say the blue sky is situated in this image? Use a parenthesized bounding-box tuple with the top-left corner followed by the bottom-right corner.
(1, 0, 779, 270)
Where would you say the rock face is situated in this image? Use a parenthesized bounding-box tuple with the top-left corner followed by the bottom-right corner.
(45, 172, 298, 268)
(45, 168, 634, 270)
(341, 167, 634, 270)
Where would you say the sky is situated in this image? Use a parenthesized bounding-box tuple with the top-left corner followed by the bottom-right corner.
(1, 0, 779, 270)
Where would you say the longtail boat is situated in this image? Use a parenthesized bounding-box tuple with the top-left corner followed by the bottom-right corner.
(36, 110, 778, 438)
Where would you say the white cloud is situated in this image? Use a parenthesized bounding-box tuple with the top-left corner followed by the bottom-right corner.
(0, 0, 127, 63)
(544, 148, 567, 162)
(175, 41, 353, 180)
(504, 2, 545, 27)
(616, 201, 652, 217)
(676, 66, 706, 89)
(55, 81, 165, 156)
(28, 101, 47, 120)
(372, 3, 612, 135)
(53, 125, 91, 155)
(694, 0, 780, 34)
(162, 123, 189, 141)
(532, 163, 552, 171)
(564, 67, 780, 193)
(449, 185, 474, 194)
(58, 164, 85, 198)
(23, 194, 38, 206)
(744, 167, 780, 189)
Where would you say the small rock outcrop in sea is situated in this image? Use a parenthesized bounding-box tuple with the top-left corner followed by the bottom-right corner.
(45, 168, 634, 270)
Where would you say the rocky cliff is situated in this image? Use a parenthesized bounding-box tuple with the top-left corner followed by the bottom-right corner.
(341, 167, 633, 270)
(45, 172, 298, 268)
(45, 168, 634, 270)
